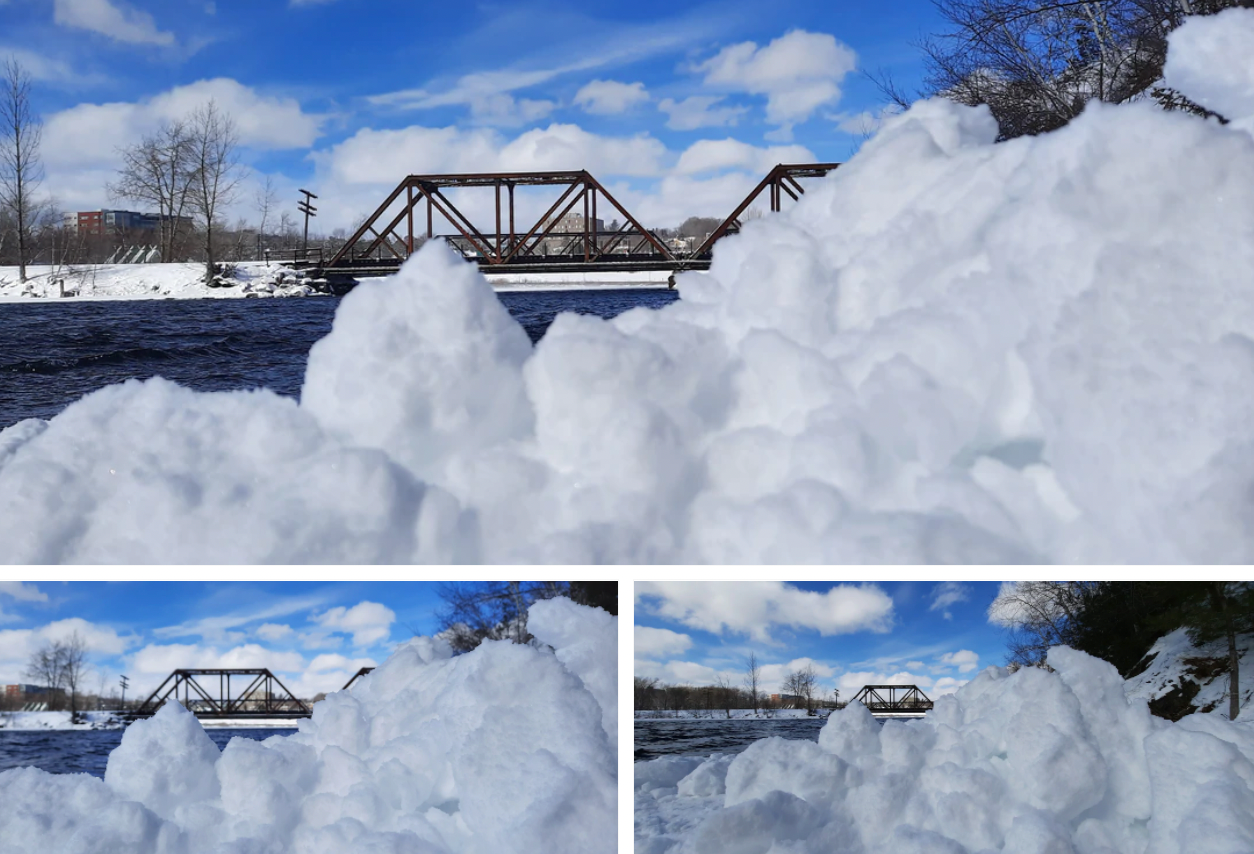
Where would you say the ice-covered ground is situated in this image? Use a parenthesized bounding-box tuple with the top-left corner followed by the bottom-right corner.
(5, 12, 1254, 561)
(0, 710, 124, 730)
(636, 646, 1254, 854)
(0, 598, 616, 854)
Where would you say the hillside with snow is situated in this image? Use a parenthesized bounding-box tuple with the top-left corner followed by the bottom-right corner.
(1125, 627, 1254, 720)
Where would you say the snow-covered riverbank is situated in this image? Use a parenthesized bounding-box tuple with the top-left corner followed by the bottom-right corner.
(0, 711, 124, 730)
(0, 261, 669, 303)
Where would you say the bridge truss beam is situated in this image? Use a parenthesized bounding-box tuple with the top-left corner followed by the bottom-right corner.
(691, 163, 841, 257)
(850, 684, 934, 713)
(327, 170, 677, 275)
(131, 669, 311, 719)
(322, 163, 841, 280)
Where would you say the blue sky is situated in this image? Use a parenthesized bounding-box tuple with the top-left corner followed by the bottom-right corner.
(1, 0, 947, 232)
(636, 581, 1012, 700)
(0, 580, 451, 699)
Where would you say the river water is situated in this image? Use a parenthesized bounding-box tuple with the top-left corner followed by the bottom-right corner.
(634, 717, 834, 761)
(0, 288, 679, 428)
(0, 728, 298, 778)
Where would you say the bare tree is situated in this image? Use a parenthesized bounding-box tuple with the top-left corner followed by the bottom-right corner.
(21, 631, 91, 716)
(60, 632, 89, 717)
(186, 100, 242, 283)
(989, 581, 1101, 666)
(24, 641, 66, 708)
(110, 120, 195, 262)
(435, 581, 572, 653)
(783, 664, 819, 711)
(0, 58, 45, 283)
(920, 0, 1253, 140)
(744, 652, 762, 715)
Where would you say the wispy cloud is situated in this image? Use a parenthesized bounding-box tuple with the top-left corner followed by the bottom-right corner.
(152, 592, 334, 643)
(53, 0, 176, 46)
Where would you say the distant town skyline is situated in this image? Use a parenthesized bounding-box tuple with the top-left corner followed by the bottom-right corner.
(636, 581, 1012, 699)
(0, 581, 448, 699)
(1, 0, 947, 231)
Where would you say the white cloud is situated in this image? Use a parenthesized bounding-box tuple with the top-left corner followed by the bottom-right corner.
(53, 0, 175, 46)
(929, 581, 971, 620)
(312, 601, 395, 647)
(758, 657, 835, 692)
(43, 78, 327, 173)
(255, 623, 293, 641)
(633, 657, 739, 687)
(635, 626, 692, 659)
(987, 581, 1063, 628)
(128, 642, 306, 676)
(675, 138, 815, 176)
(315, 122, 665, 187)
(938, 649, 980, 673)
(635, 581, 893, 642)
(152, 591, 331, 644)
(696, 29, 857, 125)
(0, 618, 138, 683)
(833, 104, 903, 136)
(368, 67, 561, 127)
(0, 581, 48, 603)
(307, 653, 376, 673)
(0, 48, 91, 86)
(658, 95, 748, 131)
(574, 79, 649, 114)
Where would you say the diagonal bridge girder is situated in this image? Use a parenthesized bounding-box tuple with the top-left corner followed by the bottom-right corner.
(324, 163, 841, 277)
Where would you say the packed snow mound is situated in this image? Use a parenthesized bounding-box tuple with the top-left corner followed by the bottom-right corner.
(7, 13, 1254, 561)
(636, 647, 1254, 854)
(1164, 8, 1254, 125)
(0, 600, 617, 854)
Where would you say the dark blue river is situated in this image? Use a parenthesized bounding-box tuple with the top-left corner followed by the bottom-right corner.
(0, 728, 299, 778)
(635, 717, 833, 761)
(0, 289, 678, 428)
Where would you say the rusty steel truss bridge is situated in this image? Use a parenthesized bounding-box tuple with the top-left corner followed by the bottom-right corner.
(320, 163, 840, 284)
(126, 667, 376, 721)
(850, 685, 934, 717)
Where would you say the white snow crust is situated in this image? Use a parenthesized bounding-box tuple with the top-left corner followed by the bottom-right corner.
(635, 647, 1254, 854)
(4, 12, 1254, 561)
(0, 599, 617, 854)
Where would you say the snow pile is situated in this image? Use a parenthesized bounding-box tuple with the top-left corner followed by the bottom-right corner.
(5, 13, 1254, 560)
(0, 598, 616, 854)
(1124, 627, 1254, 719)
(636, 647, 1254, 854)
(239, 265, 323, 298)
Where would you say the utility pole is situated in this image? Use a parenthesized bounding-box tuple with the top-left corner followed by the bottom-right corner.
(119, 674, 129, 711)
(297, 188, 317, 260)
